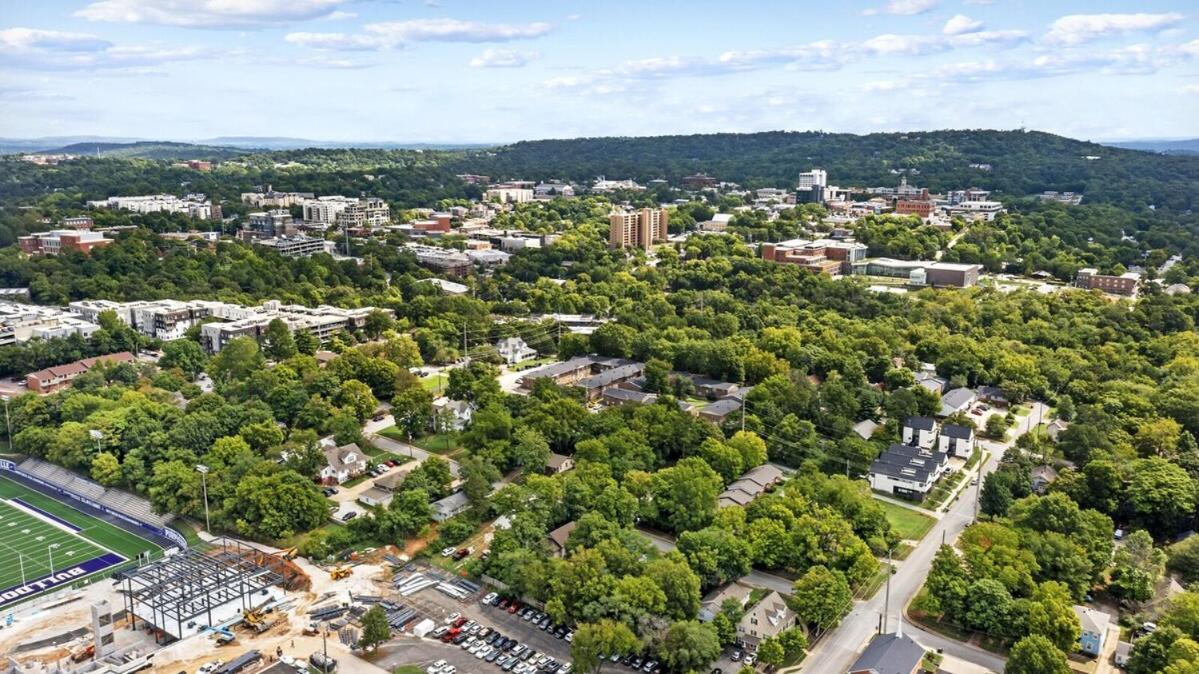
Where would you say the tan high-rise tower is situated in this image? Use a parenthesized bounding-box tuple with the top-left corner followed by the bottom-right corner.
(609, 208, 668, 250)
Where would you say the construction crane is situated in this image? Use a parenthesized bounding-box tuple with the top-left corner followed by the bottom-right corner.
(329, 565, 352, 580)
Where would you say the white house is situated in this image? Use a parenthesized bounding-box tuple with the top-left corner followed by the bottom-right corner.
(902, 416, 937, 449)
(320, 443, 368, 484)
(868, 444, 949, 500)
(938, 387, 977, 417)
(938, 424, 975, 458)
(495, 336, 538, 365)
(432, 397, 474, 431)
(431, 491, 471, 521)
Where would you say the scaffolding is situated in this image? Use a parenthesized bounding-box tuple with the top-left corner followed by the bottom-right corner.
(120, 538, 283, 643)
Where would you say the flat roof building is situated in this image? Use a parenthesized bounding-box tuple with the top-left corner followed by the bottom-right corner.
(609, 208, 668, 250)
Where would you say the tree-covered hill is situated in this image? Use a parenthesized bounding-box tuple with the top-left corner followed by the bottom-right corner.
(454, 129, 1199, 211)
(43, 141, 253, 161)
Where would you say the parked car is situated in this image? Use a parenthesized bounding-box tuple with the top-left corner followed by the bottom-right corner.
(340, 511, 358, 521)
(482, 592, 498, 604)
(730, 650, 743, 662)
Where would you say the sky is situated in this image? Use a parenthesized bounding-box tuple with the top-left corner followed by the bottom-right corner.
(0, 0, 1197, 143)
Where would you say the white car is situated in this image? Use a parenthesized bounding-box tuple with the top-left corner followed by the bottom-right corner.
(460, 637, 477, 650)
(444, 612, 461, 624)
(475, 646, 492, 660)
(425, 661, 447, 674)
(441, 547, 456, 557)
(198, 661, 224, 674)
(482, 592, 498, 604)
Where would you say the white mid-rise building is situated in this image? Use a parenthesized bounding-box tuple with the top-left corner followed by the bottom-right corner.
(87, 194, 214, 220)
(798, 169, 827, 190)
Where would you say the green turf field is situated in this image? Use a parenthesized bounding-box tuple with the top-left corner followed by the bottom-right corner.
(0, 475, 162, 604)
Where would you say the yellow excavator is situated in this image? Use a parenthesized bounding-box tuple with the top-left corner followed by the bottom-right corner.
(278, 547, 298, 560)
(329, 565, 352, 580)
(242, 600, 277, 632)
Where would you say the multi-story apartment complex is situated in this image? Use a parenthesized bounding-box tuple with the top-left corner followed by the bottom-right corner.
(609, 208, 668, 250)
(87, 194, 216, 220)
(18, 230, 112, 256)
(338, 197, 390, 227)
(246, 209, 296, 237)
(404, 244, 472, 277)
(199, 302, 391, 353)
(1076, 268, 1140, 296)
(301, 196, 356, 226)
(484, 185, 534, 204)
(0, 302, 99, 345)
(254, 235, 327, 258)
(69, 299, 218, 341)
(240, 187, 315, 208)
(62, 216, 94, 230)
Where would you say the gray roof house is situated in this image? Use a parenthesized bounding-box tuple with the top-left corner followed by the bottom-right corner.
(698, 397, 742, 423)
(938, 387, 977, 417)
(736, 590, 796, 651)
(431, 492, 471, 521)
(698, 582, 753, 622)
(848, 630, 925, 674)
(719, 464, 785, 508)
(853, 419, 880, 440)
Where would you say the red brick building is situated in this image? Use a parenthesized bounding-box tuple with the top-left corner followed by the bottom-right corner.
(894, 200, 934, 219)
(26, 352, 136, 393)
(18, 230, 112, 256)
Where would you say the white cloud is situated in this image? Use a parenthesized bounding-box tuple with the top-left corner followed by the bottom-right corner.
(288, 18, 553, 51)
(469, 48, 540, 68)
(75, 0, 352, 28)
(862, 0, 938, 17)
(0, 26, 211, 70)
(326, 11, 357, 21)
(1045, 13, 1184, 46)
(1180, 84, 1199, 95)
(934, 41, 1199, 83)
(943, 14, 984, 36)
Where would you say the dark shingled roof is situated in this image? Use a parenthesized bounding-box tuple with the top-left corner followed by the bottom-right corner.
(849, 633, 925, 674)
(941, 423, 975, 439)
(904, 416, 936, 432)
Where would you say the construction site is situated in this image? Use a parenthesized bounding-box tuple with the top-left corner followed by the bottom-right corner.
(0, 537, 422, 674)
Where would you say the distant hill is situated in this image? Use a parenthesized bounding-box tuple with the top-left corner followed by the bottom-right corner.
(199, 136, 492, 150)
(40, 141, 253, 161)
(1104, 138, 1199, 155)
(0, 135, 146, 154)
(453, 129, 1199, 211)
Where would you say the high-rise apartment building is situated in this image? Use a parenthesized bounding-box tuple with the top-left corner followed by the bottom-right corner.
(609, 208, 669, 250)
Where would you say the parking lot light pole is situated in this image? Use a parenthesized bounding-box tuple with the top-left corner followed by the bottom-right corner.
(195, 464, 211, 533)
(2, 395, 11, 451)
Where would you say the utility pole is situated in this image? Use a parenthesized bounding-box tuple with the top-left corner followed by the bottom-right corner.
(740, 395, 746, 432)
(195, 464, 211, 533)
(2, 395, 11, 452)
(973, 466, 983, 523)
(322, 623, 330, 674)
(883, 549, 892, 634)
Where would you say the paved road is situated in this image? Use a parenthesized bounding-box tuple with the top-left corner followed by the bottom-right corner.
(370, 434, 461, 477)
(796, 402, 1049, 674)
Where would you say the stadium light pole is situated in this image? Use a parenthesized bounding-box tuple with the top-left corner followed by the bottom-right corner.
(18, 552, 25, 587)
(89, 429, 103, 456)
(48, 543, 60, 576)
(195, 464, 211, 533)
(1, 394, 11, 451)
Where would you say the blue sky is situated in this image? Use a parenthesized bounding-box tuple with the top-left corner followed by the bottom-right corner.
(1, 0, 1196, 142)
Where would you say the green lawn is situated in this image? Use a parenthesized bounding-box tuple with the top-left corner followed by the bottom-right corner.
(877, 500, 936, 541)
(411, 433, 461, 455)
(420, 373, 448, 393)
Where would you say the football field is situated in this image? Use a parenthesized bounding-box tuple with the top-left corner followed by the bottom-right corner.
(0, 475, 163, 610)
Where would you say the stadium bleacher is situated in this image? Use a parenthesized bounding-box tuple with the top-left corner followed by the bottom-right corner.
(16, 457, 174, 529)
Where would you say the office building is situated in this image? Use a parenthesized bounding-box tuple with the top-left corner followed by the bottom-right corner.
(255, 235, 327, 258)
(609, 208, 668, 250)
(894, 200, 934, 220)
(1075, 268, 1140, 296)
(18, 230, 111, 256)
(484, 185, 534, 204)
(241, 187, 314, 208)
(247, 209, 296, 237)
(851, 259, 981, 288)
(301, 196, 355, 225)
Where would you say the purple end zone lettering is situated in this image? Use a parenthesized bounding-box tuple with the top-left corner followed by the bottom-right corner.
(0, 552, 124, 609)
(11, 498, 82, 532)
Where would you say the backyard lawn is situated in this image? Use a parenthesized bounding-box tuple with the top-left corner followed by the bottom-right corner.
(877, 499, 936, 540)
(420, 373, 448, 393)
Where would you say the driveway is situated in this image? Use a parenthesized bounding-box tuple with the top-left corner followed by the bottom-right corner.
(370, 434, 461, 477)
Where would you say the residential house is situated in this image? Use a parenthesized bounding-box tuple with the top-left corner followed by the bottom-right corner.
(545, 453, 575, 475)
(432, 397, 473, 431)
(359, 471, 406, 508)
(902, 417, 937, 449)
(698, 583, 752, 622)
(719, 464, 785, 508)
(547, 521, 577, 558)
(848, 630, 925, 674)
(687, 375, 740, 400)
(699, 397, 742, 424)
(1047, 418, 1070, 441)
(976, 385, 1009, 406)
(852, 419, 880, 440)
(601, 387, 658, 406)
(1031, 465, 1059, 494)
(495, 336, 538, 365)
(1115, 641, 1132, 668)
(431, 492, 471, 522)
(868, 444, 949, 500)
(938, 387, 977, 418)
(1074, 605, 1111, 657)
(938, 424, 975, 459)
(736, 591, 796, 651)
(915, 369, 948, 395)
(320, 443, 368, 484)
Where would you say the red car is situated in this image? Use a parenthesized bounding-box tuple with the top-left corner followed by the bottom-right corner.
(507, 601, 521, 614)
(452, 617, 468, 628)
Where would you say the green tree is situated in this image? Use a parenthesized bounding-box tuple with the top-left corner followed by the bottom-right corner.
(160, 339, 207, 377)
(336, 379, 378, 422)
(89, 452, 122, 486)
(571, 619, 640, 674)
(1026, 582, 1082, 652)
(1111, 529, 1167, 602)
(294, 329, 319, 355)
(756, 637, 785, 668)
(263, 319, 298, 360)
(209, 337, 265, 384)
(657, 620, 721, 674)
(1006, 635, 1070, 674)
(358, 605, 391, 651)
(791, 565, 851, 631)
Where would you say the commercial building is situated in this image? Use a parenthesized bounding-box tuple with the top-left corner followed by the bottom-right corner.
(682, 173, 717, 190)
(87, 194, 215, 220)
(18, 230, 112, 256)
(609, 208, 669, 250)
(760, 239, 868, 275)
(404, 244, 472, 277)
(254, 235, 328, 258)
(1075, 268, 1140, 296)
(797, 169, 828, 204)
(944, 200, 1005, 221)
(484, 185, 534, 204)
(26, 352, 136, 393)
(894, 200, 934, 220)
(850, 259, 981, 288)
